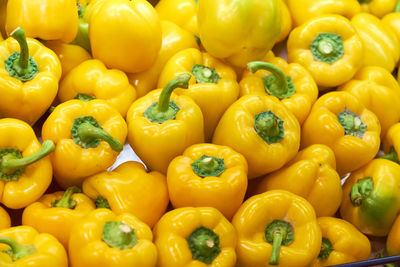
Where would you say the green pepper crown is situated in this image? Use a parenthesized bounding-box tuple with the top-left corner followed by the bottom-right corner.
(95, 195, 111, 209)
(191, 155, 226, 177)
(71, 116, 123, 152)
(358, 0, 371, 3)
(318, 237, 334, 261)
(310, 33, 344, 64)
(248, 61, 296, 99)
(380, 147, 400, 164)
(102, 221, 138, 249)
(75, 93, 96, 102)
(0, 236, 36, 261)
(254, 111, 284, 144)
(5, 27, 39, 81)
(0, 140, 55, 181)
(337, 109, 367, 138)
(350, 177, 373, 206)
(52, 186, 82, 209)
(187, 226, 221, 264)
(191, 64, 220, 84)
(144, 73, 191, 124)
(265, 219, 294, 265)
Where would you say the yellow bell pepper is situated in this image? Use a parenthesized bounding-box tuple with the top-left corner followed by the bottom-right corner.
(301, 91, 380, 175)
(44, 41, 91, 80)
(41, 99, 127, 189)
(351, 13, 400, 72)
(197, 0, 282, 67)
(338, 66, 400, 138)
(89, 0, 161, 73)
(382, 2, 400, 45)
(126, 74, 204, 174)
(69, 209, 157, 267)
(381, 122, 400, 164)
(0, 28, 61, 125)
(310, 217, 371, 266)
(213, 93, 300, 179)
(232, 190, 321, 266)
(155, 0, 199, 36)
(22, 186, 96, 249)
(153, 207, 237, 266)
(387, 214, 400, 255)
(240, 59, 318, 125)
(82, 161, 169, 228)
(250, 144, 342, 217)
(6, 0, 78, 43)
(0, 226, 68, 267)
(158, 48, 239, 141)
(360, 0, 398, 18)
(127, 20, 198, 98)
(0, 118, 54, 209)
(0, 0, 6, 39)
(167, 143, 248, 219)
(0, 207, 10, 231)
(340, 158, 400, 236)
(276, 0, 292, 42)
(287, 0, 361, 26)
(287, 14, 364, 89)
(58, 59, 136, 118)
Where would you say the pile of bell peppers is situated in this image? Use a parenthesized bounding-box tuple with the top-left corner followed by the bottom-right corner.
(3, 0, 400, 266)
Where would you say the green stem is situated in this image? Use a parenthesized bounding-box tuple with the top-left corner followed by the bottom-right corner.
(350, 177, 373, 206)
(0, 237, 36, 261)
(5, 27, 39, 81)
(265, 220, 294, 265)
(254, 111, 284, 144)
(337, 109, 366, 138)
(269, 231, 283, 265)
(95, 196, 111, 209)
(157, 74, 191, 112)
(247, 61, 295, 99)
(52, 186, 82, 209)
(191, 64, 220, 84)
(102, 221, 137, 249)
(318, 237, 334, 261)
(71, 116, 123, 152)
(395, 0, 400, 12)
(1, 140, 55, 176)
(187, 226, 221, 264)
(380, 147, 399, 164)
(310, 33, 344, 64)
(191, 155, 225, 177)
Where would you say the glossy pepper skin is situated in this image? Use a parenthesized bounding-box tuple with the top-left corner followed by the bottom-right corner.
(22, 187, 96, 248)
(310, 217, 371, 266)
(0, 226, 68, 267)
(6, 0, 78, 43)
(0, 28, 61, 125)
(126, 74, 204, 174)
(44, 41, 91, 80)
(387, 214, 400, 255)
(0, 206, 10, 230)
(340, 159, 400, 236)
(197, 0, 282, 67)
(158, 48, 239, 141)
(0, 118, 54, 209)
(90, 0, 162, 73)
(240, 57, 318, 125)
(338, 66, 400, 138)
(382, 2, 400, 45)
(153, 207, 237, 267)
(69, 209, 157, 267)
(381, 123, 400, 166)
(59, 59, 136, 118)
(128, 20, 198, 98)
(276, 0, 292, 42)
(155, 0, 198, 36)
(232, 190, 321, 267)
(250, 144, 342, 217)
(301, 91, 380, 175)
(351, 13, 400, 72)
(287, 14, 364, 88)
(213, 94, 300, 178)
(360, 0, 398, 18)
(167, 143, 248, 219)
(42, 99, 127, 189)
(287, 0, 361, 26)
(83, 161, 169, 228)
